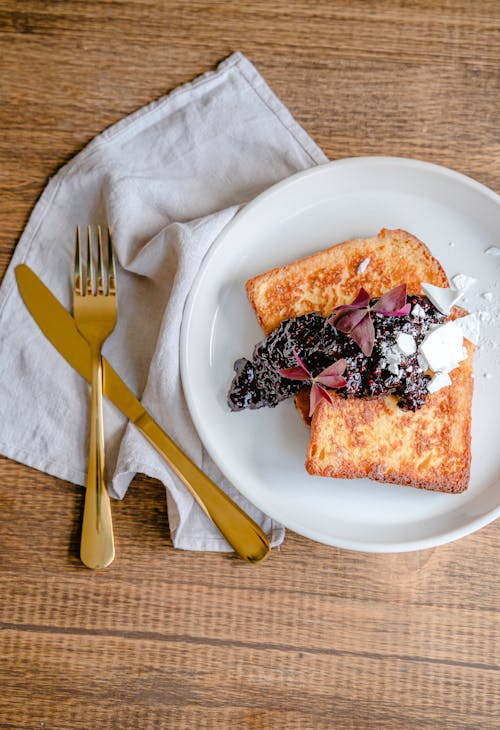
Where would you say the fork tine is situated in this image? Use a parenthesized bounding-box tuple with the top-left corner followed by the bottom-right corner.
(107, 226, 116, 296)
(74, 226, 83, 296)
(97, 226, 105, 295)
(86, 225, 94, 296)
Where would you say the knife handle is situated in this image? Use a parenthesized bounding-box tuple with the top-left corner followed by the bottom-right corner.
(133, 411, 270, 562)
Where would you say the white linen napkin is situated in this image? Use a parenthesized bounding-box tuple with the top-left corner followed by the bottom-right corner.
(0, 52, 328, 551)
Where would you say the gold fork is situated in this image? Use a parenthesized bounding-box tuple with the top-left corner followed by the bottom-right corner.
(74, 225, 117, 569)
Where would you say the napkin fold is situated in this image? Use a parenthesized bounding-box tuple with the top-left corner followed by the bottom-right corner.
(0, 52, 328, 551)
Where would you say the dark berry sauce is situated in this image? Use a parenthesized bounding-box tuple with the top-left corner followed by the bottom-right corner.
(227, 295, 446, 412)
(228, 313, 325, 410)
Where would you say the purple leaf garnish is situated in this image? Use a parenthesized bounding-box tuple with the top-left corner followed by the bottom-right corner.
(388, 304, 411, 317)
(278, 348, 310, 380)
(349, 313, 375, 357)
(278, 365, 311, 380)
(316, 358, 348, 389)
(329, 306, 370, 333)
(278, 351, 347, 416)
(349, 287, 371, 308)
(328, 284, 410, 356)
(371, 284, 411, 316)
(309, 383, 333, 418)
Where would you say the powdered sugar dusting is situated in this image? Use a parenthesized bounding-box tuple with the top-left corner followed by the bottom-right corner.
(460, 274, 500, 378)
(452, 273, 477, 291)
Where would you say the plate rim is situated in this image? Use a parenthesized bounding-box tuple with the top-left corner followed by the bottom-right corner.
(180, 155, 500, 552)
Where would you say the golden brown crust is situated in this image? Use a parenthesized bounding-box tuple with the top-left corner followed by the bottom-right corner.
(246, 228, 449, 334)
(305, 342, 474, 493)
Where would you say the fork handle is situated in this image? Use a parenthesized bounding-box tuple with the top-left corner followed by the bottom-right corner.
(80, 350, 115, 569)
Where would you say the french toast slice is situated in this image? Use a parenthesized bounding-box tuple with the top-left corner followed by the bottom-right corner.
(246, 228, 449, 335)
(305, 341, 473, 493)
(245, 228, 474, 492)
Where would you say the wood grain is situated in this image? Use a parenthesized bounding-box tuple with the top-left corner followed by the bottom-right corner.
(1, 2, 499, 728)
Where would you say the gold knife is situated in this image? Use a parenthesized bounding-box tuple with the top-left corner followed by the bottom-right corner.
(15, 264, 270, 562)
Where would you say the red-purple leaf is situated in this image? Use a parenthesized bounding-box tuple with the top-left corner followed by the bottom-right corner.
(318, 358, 347, 378)
(278, 366, 311, 381)
(329, 306, 369, 333)
(318, 385, 334, 406)
(327, 283, 410, 357)
(330, 288, 370, 317)
(309, 383, 333, 417)
(278, 348, 311, 380)
(387, 303, 411, 317)
(317, 374, 347, 388)
(291, 348, 310, 374)
(349, 287, 371, 308)
(371, 284, 408, 314)
(316, 358, 348, 388)
(350, 313, 375, 357)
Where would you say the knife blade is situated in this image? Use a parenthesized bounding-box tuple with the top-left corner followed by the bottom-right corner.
(15, 264, 270, 562)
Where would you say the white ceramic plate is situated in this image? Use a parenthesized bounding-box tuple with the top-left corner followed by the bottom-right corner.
(180, 157, 500, 552)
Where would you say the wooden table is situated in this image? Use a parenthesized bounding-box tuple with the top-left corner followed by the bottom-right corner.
(1, 2, 499, 728)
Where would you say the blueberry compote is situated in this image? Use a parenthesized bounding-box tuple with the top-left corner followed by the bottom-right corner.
(227, 295, 446, 412)
(228, 313, 325, 410)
